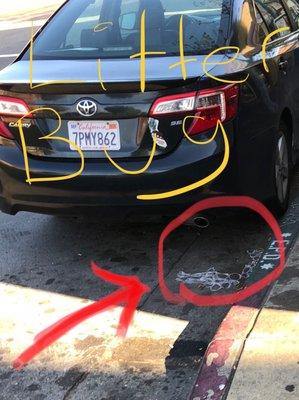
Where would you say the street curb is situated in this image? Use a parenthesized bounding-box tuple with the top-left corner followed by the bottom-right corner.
(188, 194, 299, 400)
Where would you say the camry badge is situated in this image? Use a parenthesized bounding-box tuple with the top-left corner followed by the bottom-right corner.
(76, 99, 97, 117)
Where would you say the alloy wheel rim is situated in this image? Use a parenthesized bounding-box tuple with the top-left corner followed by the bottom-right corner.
(275, 134, 289, 204)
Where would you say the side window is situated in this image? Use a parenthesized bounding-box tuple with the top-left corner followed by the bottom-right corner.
(65, 0, 103, 48)
(284, 0, 299, 29)
(256, 0, 291, 36)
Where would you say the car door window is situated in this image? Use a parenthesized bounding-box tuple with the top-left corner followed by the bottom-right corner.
(256, 0, 291, 36)
(284, 0, 299, 29)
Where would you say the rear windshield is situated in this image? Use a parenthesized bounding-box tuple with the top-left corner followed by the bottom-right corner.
(24, 0, 231, 60)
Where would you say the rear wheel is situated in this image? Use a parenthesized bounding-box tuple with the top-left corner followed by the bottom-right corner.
(268, 123, 291, 216)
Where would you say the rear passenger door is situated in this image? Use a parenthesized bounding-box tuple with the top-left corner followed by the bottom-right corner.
(282, 0, 299, 153)
(256, 0, 299, 154)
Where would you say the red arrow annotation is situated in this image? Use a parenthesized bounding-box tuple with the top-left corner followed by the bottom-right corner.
(13, 262, 151, 370)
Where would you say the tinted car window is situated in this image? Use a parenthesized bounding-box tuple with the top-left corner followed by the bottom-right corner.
(284, 0, 299, 28)
(256, 0, 291, 36)
(25, 0, 231, 60)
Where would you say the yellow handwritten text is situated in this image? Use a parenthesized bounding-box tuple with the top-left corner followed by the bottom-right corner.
(18, 107, 84, 184)
(29, 24, 84, 89)
(94, 21, 113, 32)
(203, 46, 249, 84)
(262, 27, 290, 73)
(130, 11, 166, 92)
(182, 116, 219, 145)
(104, 134, 157, 175)
(137, 120, 230, 200)
(169, 15, 197, 80)
(97, 59, 107, 91)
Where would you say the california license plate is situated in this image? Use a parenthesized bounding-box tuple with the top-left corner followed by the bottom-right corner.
(68, 120, 121, 151)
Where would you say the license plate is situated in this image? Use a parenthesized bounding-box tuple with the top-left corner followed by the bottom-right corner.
(68, 120, 120, 151)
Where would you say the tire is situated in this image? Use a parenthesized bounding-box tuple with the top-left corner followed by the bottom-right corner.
(268, 122, 291, 216)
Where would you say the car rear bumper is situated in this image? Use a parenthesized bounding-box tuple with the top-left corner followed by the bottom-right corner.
(0, 129, 235, 215)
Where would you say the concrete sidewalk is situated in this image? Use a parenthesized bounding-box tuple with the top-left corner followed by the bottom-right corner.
(227, 237, 299, 400)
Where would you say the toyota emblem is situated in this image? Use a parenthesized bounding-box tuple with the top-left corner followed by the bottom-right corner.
(76, 99, 97, 117)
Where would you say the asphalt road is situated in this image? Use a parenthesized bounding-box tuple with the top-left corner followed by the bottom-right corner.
(0, 21, 299, 400)
(0, 26, 33, 70)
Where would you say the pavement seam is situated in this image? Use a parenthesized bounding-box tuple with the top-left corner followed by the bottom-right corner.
(62, 372, 89, 400)
(138, 235, 199, 309)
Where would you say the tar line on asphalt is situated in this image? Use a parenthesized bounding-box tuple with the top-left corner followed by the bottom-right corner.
(189, 186, 299, 400)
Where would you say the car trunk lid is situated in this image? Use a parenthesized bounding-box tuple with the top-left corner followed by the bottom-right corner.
(0, 55, 227, 159)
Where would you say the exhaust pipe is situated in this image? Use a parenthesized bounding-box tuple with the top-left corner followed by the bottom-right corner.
(184, 216, 210, 229)
(193, 216, 210, 229)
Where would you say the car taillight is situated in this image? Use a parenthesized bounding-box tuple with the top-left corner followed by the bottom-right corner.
(149, 84, 239, 135)
(0, 96, 30, 117)
(149, 92, 197, 115)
